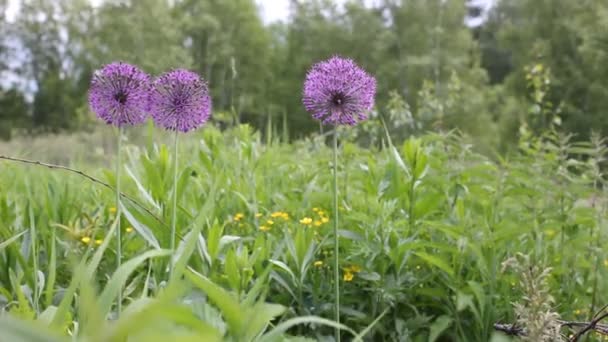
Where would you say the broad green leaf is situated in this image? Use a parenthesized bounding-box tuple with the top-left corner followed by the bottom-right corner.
(98, 249, 171, 316)
(0, 316, 67, 342)
(428, 315, 453, 342)
(414, 252, 455, 277)
(120, 202, 161, 249)
(186, 269, 244, 336)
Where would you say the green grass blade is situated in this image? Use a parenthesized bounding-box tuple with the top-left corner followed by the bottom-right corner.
(0, 230, 26, 251)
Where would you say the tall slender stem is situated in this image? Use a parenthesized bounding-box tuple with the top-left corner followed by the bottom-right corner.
(115, 126, 123, 317)
(332, 126, 340, 342)
(29, 207, 38, 314)
(170, 131, 179, 277)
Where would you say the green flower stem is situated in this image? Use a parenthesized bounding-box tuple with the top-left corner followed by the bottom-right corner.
(332, 126, 341, 342)
(115, 126, 123, 317)
(170, 131, 179, 277)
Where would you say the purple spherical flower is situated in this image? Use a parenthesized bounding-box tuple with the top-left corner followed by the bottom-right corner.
(303, 56, 376, 126)
(88, 62, 151, 127)
(149, 69, 212, 133)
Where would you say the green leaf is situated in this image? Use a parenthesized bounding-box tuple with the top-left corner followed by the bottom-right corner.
(258, 316, 357, 342)
(120, 202, 161, 249)
(0, 230, 26, 251)
(170, 223, 203, 284)
(98, 249, 171, 316)
(186, 269, 245, 336)
(269, 260, 297, 284)
(0, 316, 67, 342)
(125, 166, 161, 211)
(428, 315, 453, 342)
(414, 252, 455, 277)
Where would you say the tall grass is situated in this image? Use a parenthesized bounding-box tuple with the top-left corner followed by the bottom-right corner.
(0, 124, 606, 341)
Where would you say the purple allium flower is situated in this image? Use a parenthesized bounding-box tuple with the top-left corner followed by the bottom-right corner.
(88, 62, 151, 127)
(149, 69, 212, 133)
(303, 56, 376, 125)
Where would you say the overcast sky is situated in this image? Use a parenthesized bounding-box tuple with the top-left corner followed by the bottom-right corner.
(256, 0, 291, 23)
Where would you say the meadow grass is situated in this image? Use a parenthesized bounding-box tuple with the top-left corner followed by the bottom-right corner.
(0, 124, 606, 341)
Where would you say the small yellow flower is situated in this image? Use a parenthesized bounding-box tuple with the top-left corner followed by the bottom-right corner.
(300, 217, 313, 225)
(321, 216, 329, 223)
(575, 309, 582, 315)
(314, 260, 323, 267)
(313, 220, 322, 227)
(125, 227, 134, 233)
(349, 265, 362, 273)
(271, 211, 290, 220)
(259, 225, 271, 232)
(255, 213, 263, 218)
(312, 207, 319, 212)
(317, 210, 326, 216)
(81, 236, 91, 244)
(109, 207, 117, 214)
(234, 213, 245, 221)
(544, 229, 556, 238)
(95, 239, 103, 246)
(343, 271, 354, 282)
(266, 220, 274, 225)
(604, 259, 608, 267)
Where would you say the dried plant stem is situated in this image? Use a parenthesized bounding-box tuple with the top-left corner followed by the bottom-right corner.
(332, 126, 341, 342)
(169, 131, 179, 277)
(115, 127, 123, 317)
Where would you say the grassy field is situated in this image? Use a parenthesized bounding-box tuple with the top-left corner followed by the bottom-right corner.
(0, 124, 606, 341)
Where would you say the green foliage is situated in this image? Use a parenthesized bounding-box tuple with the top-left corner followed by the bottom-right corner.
(7, 0, 608, 150)
(1, 124, 608, 340)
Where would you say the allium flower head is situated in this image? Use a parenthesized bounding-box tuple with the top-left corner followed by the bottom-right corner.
(88, 62, 151, 127)
(149, 69, 212, 133)
(303, 56, 376, 125)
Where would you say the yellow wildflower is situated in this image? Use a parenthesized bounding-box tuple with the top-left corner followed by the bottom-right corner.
(604, 259, 608, 267)
(234, 213, 245, 221)
(343, 271, 354, 282)
(266, 220, 274, 225)
(321, 216, 329, 223)
(314, 260, 323, 267)
(95, 239, 103, 246)
(109, 207, 117, 214)
(312, 207, 319, 212)
(81, 236, 91, 244)
(271, 211, 290, 220)
(317, 210, 326, 216)
(259, 225, 271, 232)
(125, 227, 134, 233)
(300, 217, 313, 225)
(575, 309, 581, 315)
(544, 229, 556, 238)
(349, 265, 362, 273)
(313, 220, 322, 227)
(255, 213, 263, 218)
